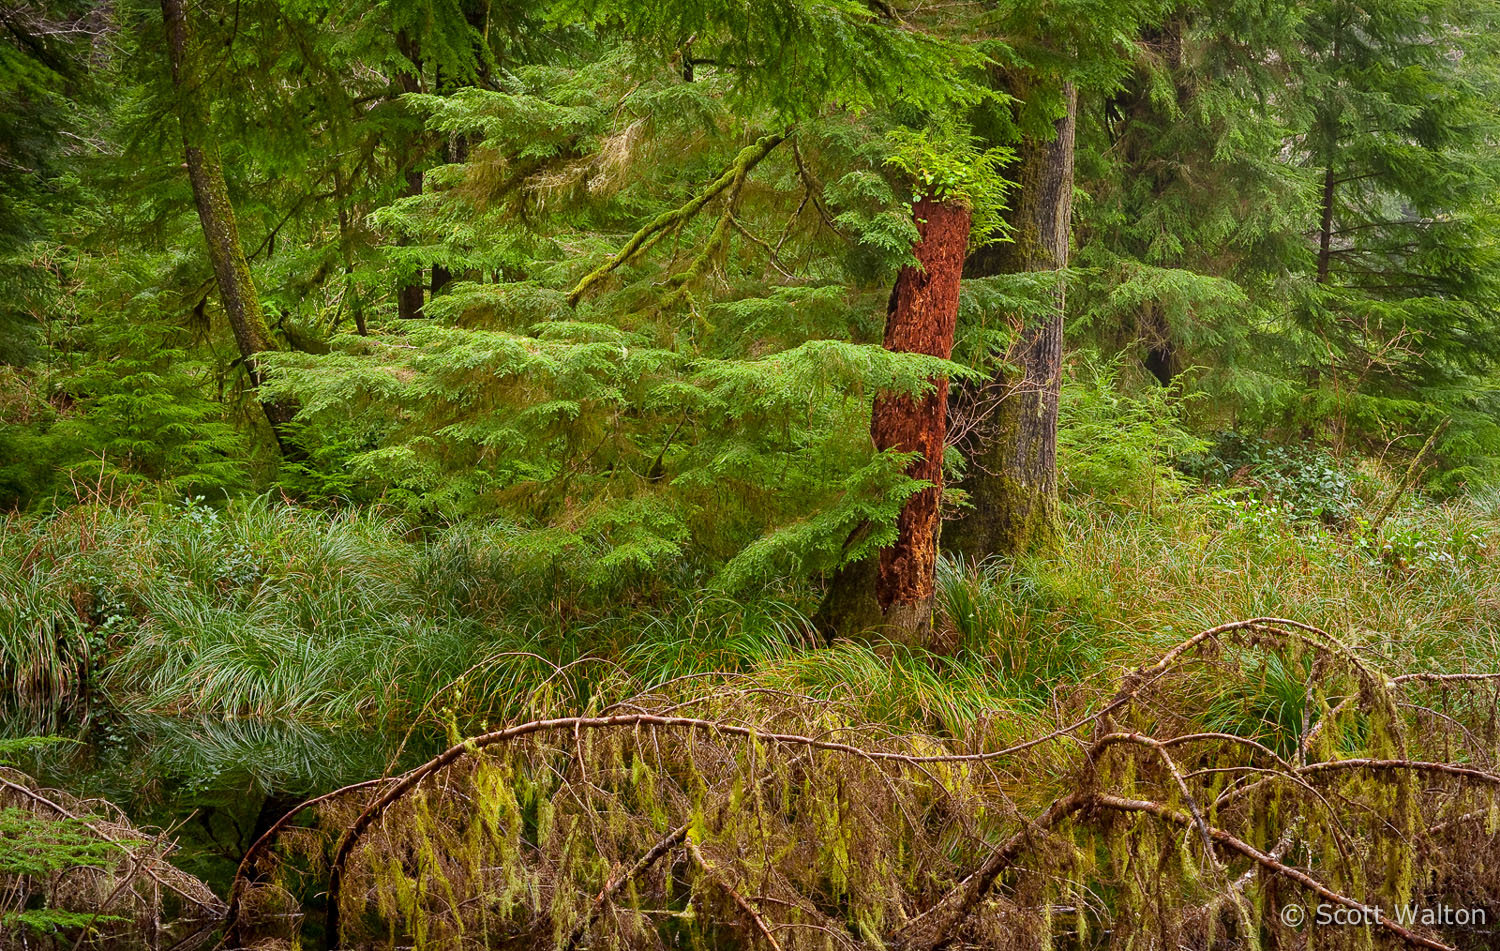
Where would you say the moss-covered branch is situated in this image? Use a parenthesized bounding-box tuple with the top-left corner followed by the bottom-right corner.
(565, 131, 788, 306)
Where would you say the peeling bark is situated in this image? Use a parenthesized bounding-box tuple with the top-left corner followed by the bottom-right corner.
(869, 197, 972, 644)
(159, 0, 298, 455)
(946, 83, 1075, 562)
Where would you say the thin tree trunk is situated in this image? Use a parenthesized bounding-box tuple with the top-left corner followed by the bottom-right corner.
(945, 83, 1076, 562)
(397, 168, 425, 319)
(429, 134, 465, 298)
(159, 0, 298, 455)
(1317, 165, 1336, 283)
(331, 163, 367, 336)
(1118, 18, 1185, 385)
(817, 197, 970, 645)
(396, 33, 425, 318)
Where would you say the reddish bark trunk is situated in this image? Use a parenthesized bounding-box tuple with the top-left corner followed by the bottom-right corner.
(870, 197, 972, 640)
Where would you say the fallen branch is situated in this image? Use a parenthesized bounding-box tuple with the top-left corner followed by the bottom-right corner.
(224, 776, 392, 941)
(562, 821, 690, 951)
(686, 838, 786, 951)
(1369, 419, 1449, 533)
(0, 774, 223, 917)
(1091, 793, 1453, 951)
(301, 618, 1332, 943)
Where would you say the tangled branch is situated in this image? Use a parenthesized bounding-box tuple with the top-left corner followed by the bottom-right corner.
(229, 618, 1500, 951)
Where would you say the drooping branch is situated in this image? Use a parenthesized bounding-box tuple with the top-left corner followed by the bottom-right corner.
(888, 790, 1090, 951)
(685, 838, 786, 951)
(1090, 793, 1453, 951)
(0, 772, 225, 918)
(563, 822, 690, 951)
(281, 618, 1351, 942)
(242, 617, 1500, 950)
(224, 776, 392, 943)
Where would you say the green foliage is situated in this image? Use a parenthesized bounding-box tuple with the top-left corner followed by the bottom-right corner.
(1056, 352, 1207, 510)
(13, 0, 1500, 945)
(0, 807, 125, 880)
(1183, 432, 1364, 522)
(883, 125, 1012, 245)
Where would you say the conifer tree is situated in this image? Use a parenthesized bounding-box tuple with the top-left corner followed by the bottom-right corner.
(941, 0, 1153, 561)
(1294, 0, 1500, 455)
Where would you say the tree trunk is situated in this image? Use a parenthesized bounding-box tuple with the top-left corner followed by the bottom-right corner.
(817, 197, 970, 645)
(1141, 299, 1178, 386)
(945, 83, 1076, 563)
(1124, 19, 1185, 385)
(1316, 165, 1336, 284)
(159, 0, 298, 455)
(331, 164, 367, 336)
(397, 168, 426, 319)
(396, 33, 425, 318)
(429, 135, 466, 299)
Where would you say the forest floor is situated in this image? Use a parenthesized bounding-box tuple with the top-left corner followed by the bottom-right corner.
(6, 467, 1500, 948)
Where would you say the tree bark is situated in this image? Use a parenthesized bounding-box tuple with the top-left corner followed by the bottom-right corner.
(159, 0, 298, 455)
(818, 197, 971, 645)
(331, 163, 367, 336)
(429, 134, 466, 298)
(945, 83, 1076, 563)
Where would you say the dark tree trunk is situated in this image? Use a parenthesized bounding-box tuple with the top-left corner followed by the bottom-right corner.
(817, 197, 970, 645)
(395, 34, 425, 318)
(159, 0, 298, 455)
(1317, 165, 1336, 284)
(331, 164, 367, 336)
(945, 83, 1076, 563)
(397, 168, 426, 319)
(1106, 17, 1188, 384)
(429, 136, 466, 299)
(1141, 300, 1178, 386)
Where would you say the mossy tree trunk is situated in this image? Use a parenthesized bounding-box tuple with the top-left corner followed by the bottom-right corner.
(159, 0, 298, 455)
(945, 83, 1076, 562)
(818, 197, 970, 645)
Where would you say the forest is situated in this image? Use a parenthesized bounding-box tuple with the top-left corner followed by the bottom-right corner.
(7, 0, 1500, 947)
